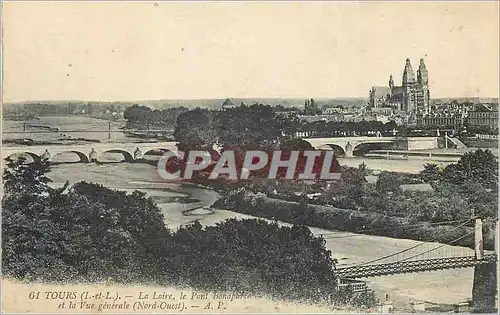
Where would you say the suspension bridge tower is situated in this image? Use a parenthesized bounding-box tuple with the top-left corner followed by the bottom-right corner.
(472, 218, 497, 312)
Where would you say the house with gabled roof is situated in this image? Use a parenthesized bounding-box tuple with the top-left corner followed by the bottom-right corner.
(221, 98, 238, 110)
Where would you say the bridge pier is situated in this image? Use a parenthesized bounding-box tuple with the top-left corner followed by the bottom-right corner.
(472, 219, 497, 313)
(472, 261, 497, 313)
(40, 149, 51, 162)
(344, 142, 353, 158)
(89, 149, 98, 162)
(134, 147, 143, 160)
(475, 219, 484, 260)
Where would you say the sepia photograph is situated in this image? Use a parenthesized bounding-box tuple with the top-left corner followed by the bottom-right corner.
(1, 1, 498, 313)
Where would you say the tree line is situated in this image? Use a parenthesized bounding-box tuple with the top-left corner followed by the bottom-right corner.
(124, 103, 410, 145)
(123, 104, 189, 129)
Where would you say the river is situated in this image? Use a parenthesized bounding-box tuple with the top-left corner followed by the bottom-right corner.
(45, 160, 479, 311)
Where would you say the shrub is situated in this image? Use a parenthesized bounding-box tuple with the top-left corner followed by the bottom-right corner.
(158, 219, 339, 304)
(2, 179, 169, 282)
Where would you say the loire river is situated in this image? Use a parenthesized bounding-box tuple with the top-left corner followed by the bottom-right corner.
(48, 161, 475, 311)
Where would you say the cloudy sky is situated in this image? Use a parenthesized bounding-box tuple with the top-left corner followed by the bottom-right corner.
(2, 1, 499, 102)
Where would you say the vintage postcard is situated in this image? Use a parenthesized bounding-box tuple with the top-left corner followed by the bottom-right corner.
(1, 1, 498, 314)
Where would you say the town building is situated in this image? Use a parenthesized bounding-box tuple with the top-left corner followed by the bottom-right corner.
(466, 103, 499, 130)
(372, 107, 393, 116)
(369, 58, 431, 120)
(304, 98, 321, 115)
(221, 98, 238, 110)
(323, 107, 345, 114)
(418, 112, 466, 128)
(297, 113, 345, 123)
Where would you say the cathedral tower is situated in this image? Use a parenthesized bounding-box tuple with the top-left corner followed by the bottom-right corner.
(402, 58, 417, 112)
(417, 58, 428, 86)
(417, 58, 430, 113)
(368, 56, 431, 119)
(402, 58, 416, 85)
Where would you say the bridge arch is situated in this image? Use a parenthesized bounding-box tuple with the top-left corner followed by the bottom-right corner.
(52, 151, 90, 163)
(98, 149, 134, 163)
(317, 144, 345, 157)
(4, 152, 40, 163)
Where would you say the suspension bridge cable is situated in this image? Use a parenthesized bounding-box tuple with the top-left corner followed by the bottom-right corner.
(345, 218, 473, 267)
(397, 231, 475, 263)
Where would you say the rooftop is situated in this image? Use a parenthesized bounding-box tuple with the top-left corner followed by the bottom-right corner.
(222, 98, 235, 106)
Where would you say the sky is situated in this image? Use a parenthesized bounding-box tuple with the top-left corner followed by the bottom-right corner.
(2, 1, 499, 102)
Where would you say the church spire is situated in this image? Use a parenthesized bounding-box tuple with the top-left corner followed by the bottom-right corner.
(389, 74, 394, 91)
(419, 58, 427, 70)
(402, 58, 416, 85)
(417, 58, 428, 86)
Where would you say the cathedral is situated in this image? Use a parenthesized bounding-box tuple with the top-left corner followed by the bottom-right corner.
(369, 58, 430, 118)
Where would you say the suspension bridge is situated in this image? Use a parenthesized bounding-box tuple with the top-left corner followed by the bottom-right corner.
(332, 218, 497, 279)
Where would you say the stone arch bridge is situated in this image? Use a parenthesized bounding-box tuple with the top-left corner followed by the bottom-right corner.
(1, 141, 180, 164)
(303, 136, 439, 157)
(304, 137, 397, 157)
(2, 137, 439, 163)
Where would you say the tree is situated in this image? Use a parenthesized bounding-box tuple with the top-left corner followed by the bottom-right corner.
(3, 156, 52, 196)
(280, 138, 315, 151)
(443, 149, 498, 189)
(123, 104, 153, 127)
(215, 104, 281, 150)
(292, 197, 311, 225)
(358, 162, 369, 176)
(173, 109, 217, 150)
(163, 218, 339, 303)
(276, 112, 302, 138)
(419, 163, 443, 183)
(339, 167, 367, 207)
(2, 156, 170, 282)
(376, 171, 401, 194)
